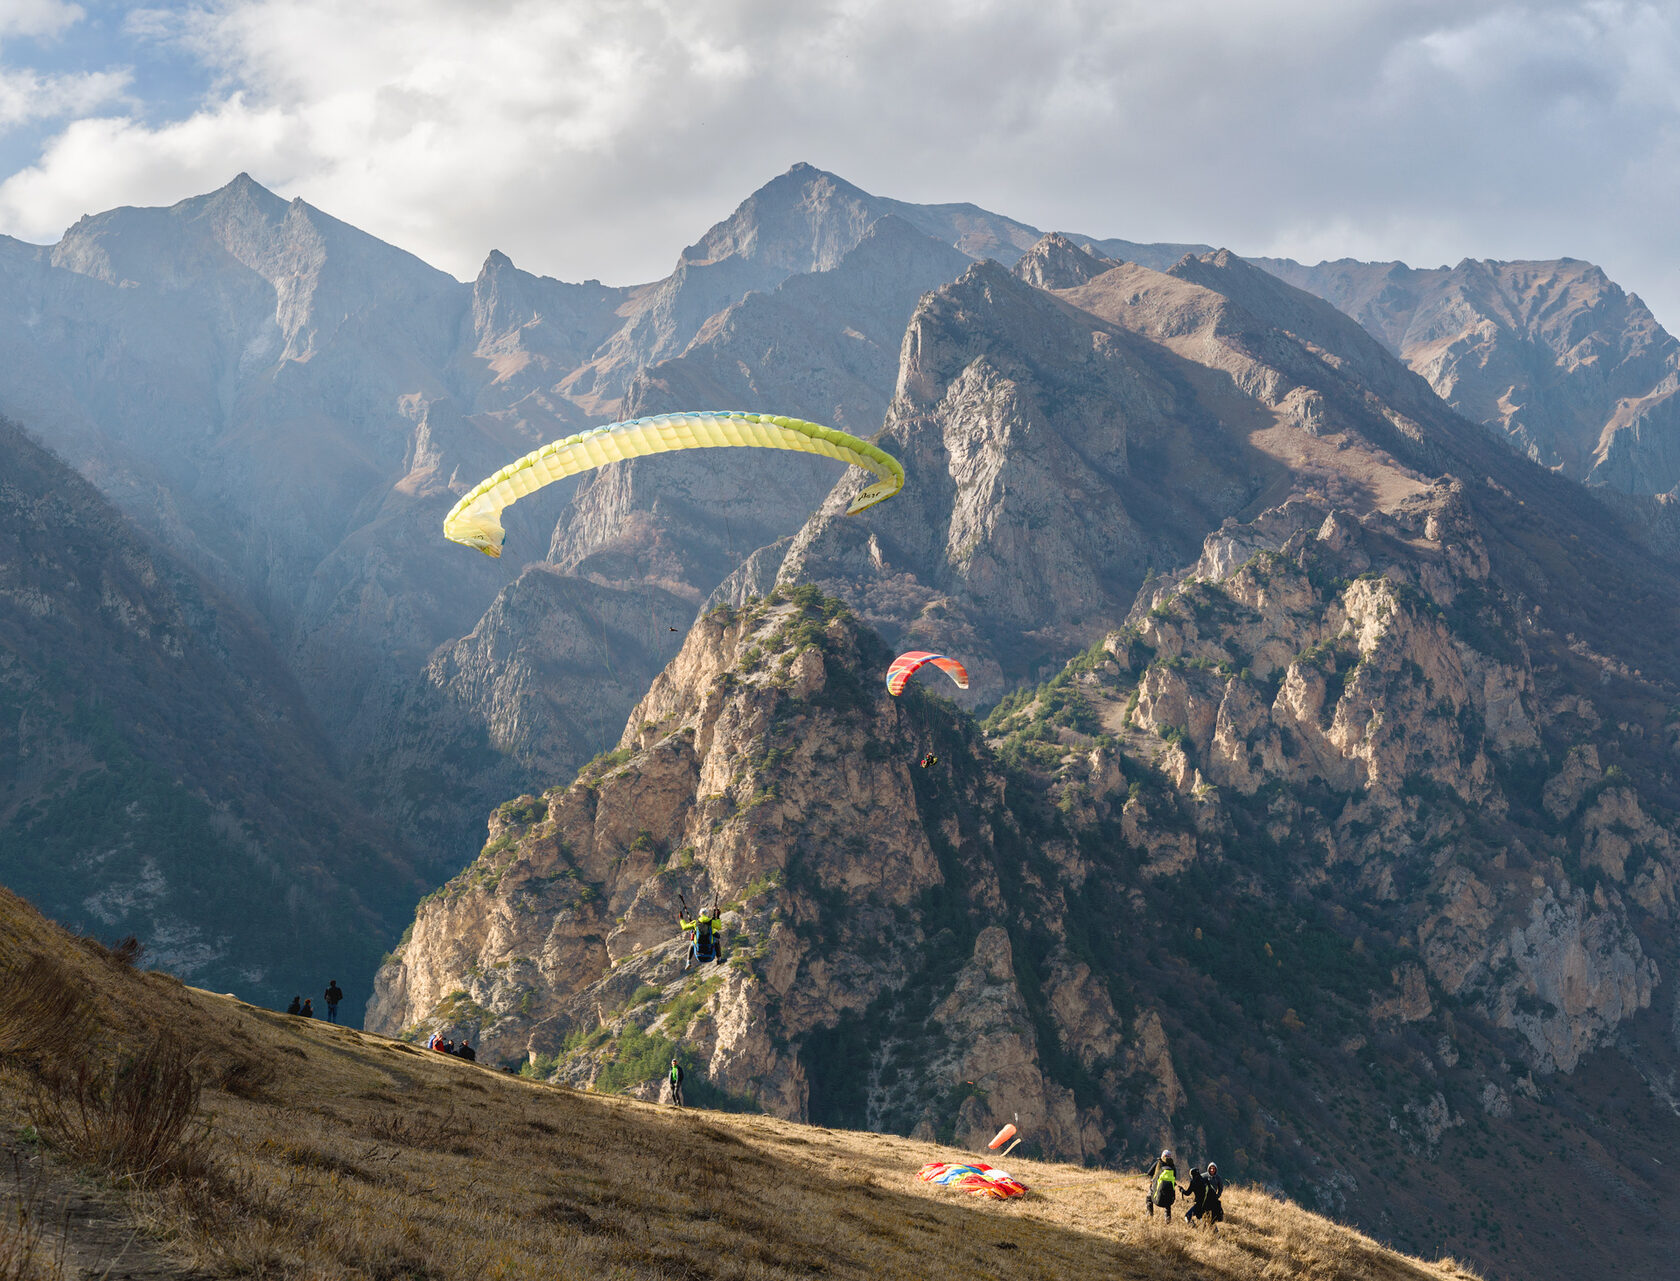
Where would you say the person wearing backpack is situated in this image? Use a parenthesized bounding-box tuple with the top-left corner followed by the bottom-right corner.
(680, 907, 721, 970)
(1202, 1156, 1229, 1230)
(1144, 1148, 1178, 1220)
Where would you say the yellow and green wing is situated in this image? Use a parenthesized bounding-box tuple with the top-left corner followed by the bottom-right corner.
(443, 411, 905, 557)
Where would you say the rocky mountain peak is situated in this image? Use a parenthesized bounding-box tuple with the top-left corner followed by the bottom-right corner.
(373, 584, 1137, 1154)
(679, 162, 881, 275)
(1011, 232, 1112, 290)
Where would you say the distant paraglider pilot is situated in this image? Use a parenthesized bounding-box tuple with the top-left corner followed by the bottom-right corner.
(679, 905, 722, 971)
(920, 752, 939, 769)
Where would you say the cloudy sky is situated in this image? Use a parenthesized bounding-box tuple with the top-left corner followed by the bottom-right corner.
(1, 0, 1675, 325)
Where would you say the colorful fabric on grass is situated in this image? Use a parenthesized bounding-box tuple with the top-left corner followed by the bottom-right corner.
(917, 1161, 1027, 1199)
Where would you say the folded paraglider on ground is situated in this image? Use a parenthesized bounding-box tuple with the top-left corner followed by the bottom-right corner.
(917, 1161, 1028, 1199)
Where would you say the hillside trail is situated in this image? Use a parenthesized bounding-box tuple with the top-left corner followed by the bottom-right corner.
(1, 1141, 211, 1281)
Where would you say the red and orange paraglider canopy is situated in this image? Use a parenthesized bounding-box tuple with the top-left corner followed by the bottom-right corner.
(886, 651, 969, 696)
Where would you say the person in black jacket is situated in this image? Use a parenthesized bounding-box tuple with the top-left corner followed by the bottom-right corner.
(300, 998, 315, 1018)
(286, 995, 302, 1015)
(1186, 1162, 1224, 1229)
(323, 980, 345, 1024)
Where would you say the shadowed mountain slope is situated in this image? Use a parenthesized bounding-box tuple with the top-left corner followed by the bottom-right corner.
(0, 418, 422, 1006)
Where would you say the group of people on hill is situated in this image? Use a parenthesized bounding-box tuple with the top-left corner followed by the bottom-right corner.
(1143, 1149, 1224, 1229)
(285, 980, 345, 1022)
(427, 1031, 477, 1061)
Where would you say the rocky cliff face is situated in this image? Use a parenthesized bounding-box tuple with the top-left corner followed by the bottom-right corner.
(1258, 255, 1680, 494)
(372, 569, 1680, 1278)
(360, 566, 693, 865)
(1021, 484, 1668, 1077)
(369, 590, 1102, 1153)
(721, 240, 1457, 699)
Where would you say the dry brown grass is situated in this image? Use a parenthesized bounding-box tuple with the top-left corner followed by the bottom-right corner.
(29, 1036, 210, 1185)
(0, 1154, 65, 1281)
(0, 888, 1483, 1280)
(0, 957, 94, 1071)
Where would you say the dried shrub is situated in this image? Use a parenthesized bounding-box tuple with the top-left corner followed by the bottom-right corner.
(32, 1035, 211, 1184)
(108, 936, 145, 969)
(366, 1107, 471, 1149)
(213, 1053, 279, 1100)
(0, 955, 96, 1075)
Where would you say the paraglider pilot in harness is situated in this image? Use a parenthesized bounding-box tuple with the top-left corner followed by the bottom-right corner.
(1145, 1148, 1178, 1221)
(678, 894, 722, 971)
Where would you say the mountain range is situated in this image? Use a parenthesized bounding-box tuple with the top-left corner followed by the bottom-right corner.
(3, 163, 1680, 1277)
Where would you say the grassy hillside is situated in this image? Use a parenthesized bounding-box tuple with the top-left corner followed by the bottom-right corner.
(0, 887, 1480, 1281)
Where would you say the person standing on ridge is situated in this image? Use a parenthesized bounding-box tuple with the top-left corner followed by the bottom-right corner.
(323, 979, 344, 1024)
(1144, 1148, 1177, 1220)
(668, 1057, 685, 1108)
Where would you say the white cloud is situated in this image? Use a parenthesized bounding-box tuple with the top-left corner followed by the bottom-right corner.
(0, 0, 83, 40)
(0, 65, 127, 129)
(0, 0, 1676, 326)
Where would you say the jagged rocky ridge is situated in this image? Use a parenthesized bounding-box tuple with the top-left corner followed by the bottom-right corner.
(372, 562, 1680, 1277)
(8, 161, 1679, 917)
(0, 162, 1214, 889)
(1257, 255, 1680, 494)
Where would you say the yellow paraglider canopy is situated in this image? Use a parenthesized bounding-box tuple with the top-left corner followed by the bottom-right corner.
(443, 411, 905, 557)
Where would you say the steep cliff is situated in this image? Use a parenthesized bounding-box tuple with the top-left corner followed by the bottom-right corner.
(369, 588, 1099, 1150)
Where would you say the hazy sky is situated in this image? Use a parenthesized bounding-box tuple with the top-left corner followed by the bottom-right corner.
(1, 0, 1675, 325)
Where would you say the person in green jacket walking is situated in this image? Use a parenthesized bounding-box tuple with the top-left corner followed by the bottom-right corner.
(668, 1057, 685, 1108)
(1144, 1149, 1178, 1220)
